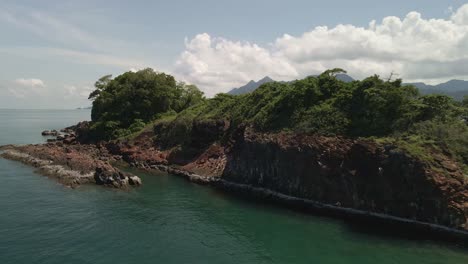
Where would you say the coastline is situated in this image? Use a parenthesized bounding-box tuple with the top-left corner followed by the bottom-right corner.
(0, 144, 141, 189)
(139, 163, 468, 244)
(0, 149, 94, 187)
(2, 142, 468, 243)
(1, 121, 467, 243)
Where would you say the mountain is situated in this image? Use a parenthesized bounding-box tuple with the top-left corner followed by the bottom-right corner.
(228, 76, 274, 95)
(334, 73, 355, 82)
(405, 79, 468, 100)
(228, 75, 468, 100)
(227, 74, 354, 95)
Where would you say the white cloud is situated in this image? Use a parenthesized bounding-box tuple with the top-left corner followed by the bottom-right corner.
(175, 4, 468, 96)
(64, 85, 93, 99)
(174, 33, 298, 97)
(8, 78, 46, 98)
(452, 4, 468, 25)
(14, 78, 45, 88)
(6, 77, 93, 105)
(1, 79, 95, 109)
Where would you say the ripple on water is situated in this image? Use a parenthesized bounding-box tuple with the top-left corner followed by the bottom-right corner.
(1, 109, 468, 263)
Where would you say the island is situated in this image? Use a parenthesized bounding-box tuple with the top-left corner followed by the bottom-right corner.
(1, 68, 467, 241)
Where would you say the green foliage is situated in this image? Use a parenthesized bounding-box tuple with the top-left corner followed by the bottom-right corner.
(172, 83, 205, 112)
(417, 94, 454, 121)
(343, 76, 419, 136)
(128, 119, 146, 133)
(88, 74, 112, 100)
(463, 95, 468, 107)
(85, 67, 467, 172)
(152, 70, 467, 173)
(154, 114, 194, 148)
(408, 119, 468, 170)
(294, 103, 350, 135)
(156, 70, 467, 140)
(87, 68, 205, 140)
(376, 118, 468, 175)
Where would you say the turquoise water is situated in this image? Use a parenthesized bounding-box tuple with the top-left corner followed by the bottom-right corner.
(0, 109, 467, 264)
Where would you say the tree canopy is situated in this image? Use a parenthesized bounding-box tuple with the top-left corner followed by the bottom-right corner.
(88, 68, 204, 139)
(151, 70, 467, 171)
(85, 68, 467, 171)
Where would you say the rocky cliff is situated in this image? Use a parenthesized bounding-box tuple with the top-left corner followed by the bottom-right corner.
(104, 120, 468, 232)
(222, 127, 468, 230)
(3, 120, 466, 234)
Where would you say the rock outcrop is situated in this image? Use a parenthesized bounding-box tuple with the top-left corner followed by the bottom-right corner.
(0, 144, 141, 189)
(221, 127, 468, 230)
(41, 130, 59, 136)
(4, 120, 467, 237)
(108, 122, 468, 233)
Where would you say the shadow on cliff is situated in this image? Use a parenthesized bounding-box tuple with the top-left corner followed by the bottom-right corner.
(217, 125, 468, 246)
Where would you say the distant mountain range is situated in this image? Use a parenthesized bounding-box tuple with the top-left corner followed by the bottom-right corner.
(227, 75, 468, 100)
(405, 80, 468, 101)
(228, 76, 275, 95)
(228, 74, 354, 95)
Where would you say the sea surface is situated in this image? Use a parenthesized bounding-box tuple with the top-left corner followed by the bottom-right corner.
(0, 109, 467, 264)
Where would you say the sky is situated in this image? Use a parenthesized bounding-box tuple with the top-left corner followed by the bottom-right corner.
(1, 0, 468, 109)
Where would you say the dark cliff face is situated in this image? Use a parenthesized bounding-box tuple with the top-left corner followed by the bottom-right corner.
(85, 120, 467, 231)
(190, 120, 229, 148)
(222, 127, 468, 230)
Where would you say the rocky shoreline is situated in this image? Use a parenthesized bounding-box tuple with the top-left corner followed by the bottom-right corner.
(0, 143, 141, 189)
(1, 149, 95, 186)
(130, 162, 468, 243)
(1, 121, 467, 242)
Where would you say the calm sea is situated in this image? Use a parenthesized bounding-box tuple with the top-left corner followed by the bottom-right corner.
(0, 109, 467, 264)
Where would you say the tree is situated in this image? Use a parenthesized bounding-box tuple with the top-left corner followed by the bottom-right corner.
(88, 68, 205, 140)
(318, 68, 348, 99)
(173, 83, 205, 112)
(321, 68, 347, 77)
(418, 94, 453, 121)
(462, 95, 468, 108)
(88, 74, 112, 100)
(344, 76, 419, 136)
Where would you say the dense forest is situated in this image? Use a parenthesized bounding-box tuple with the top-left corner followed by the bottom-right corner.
(88, 68, 204, 139)
(88, 68, 468, 173)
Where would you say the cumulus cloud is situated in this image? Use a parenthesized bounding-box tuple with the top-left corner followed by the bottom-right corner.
(64, 85, 93, 99)
(14, 78, 45, 88)
(452, 4, 468, 25)
(175, 4, 468, 96)
(8, 78, 46, 98)
(174, 33, 298, 97)
(6, 78, 93, 107)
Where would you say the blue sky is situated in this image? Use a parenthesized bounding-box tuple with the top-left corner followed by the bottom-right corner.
(1, 0, 468, 108)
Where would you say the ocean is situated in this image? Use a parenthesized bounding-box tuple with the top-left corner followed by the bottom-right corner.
(0, 109, 467, 264)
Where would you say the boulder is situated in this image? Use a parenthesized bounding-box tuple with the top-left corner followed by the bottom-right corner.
(128, 176, 142, 186)
(42, 130, 59, 136)
(94, 166, 141, 188)
(63, 137, 76, 145)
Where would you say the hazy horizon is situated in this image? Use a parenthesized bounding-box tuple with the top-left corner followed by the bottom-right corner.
(1, 0, 468, 108)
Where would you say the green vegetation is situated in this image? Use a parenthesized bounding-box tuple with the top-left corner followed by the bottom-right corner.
(88, 68, 204, 139)
(87, 68, 467, 173)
